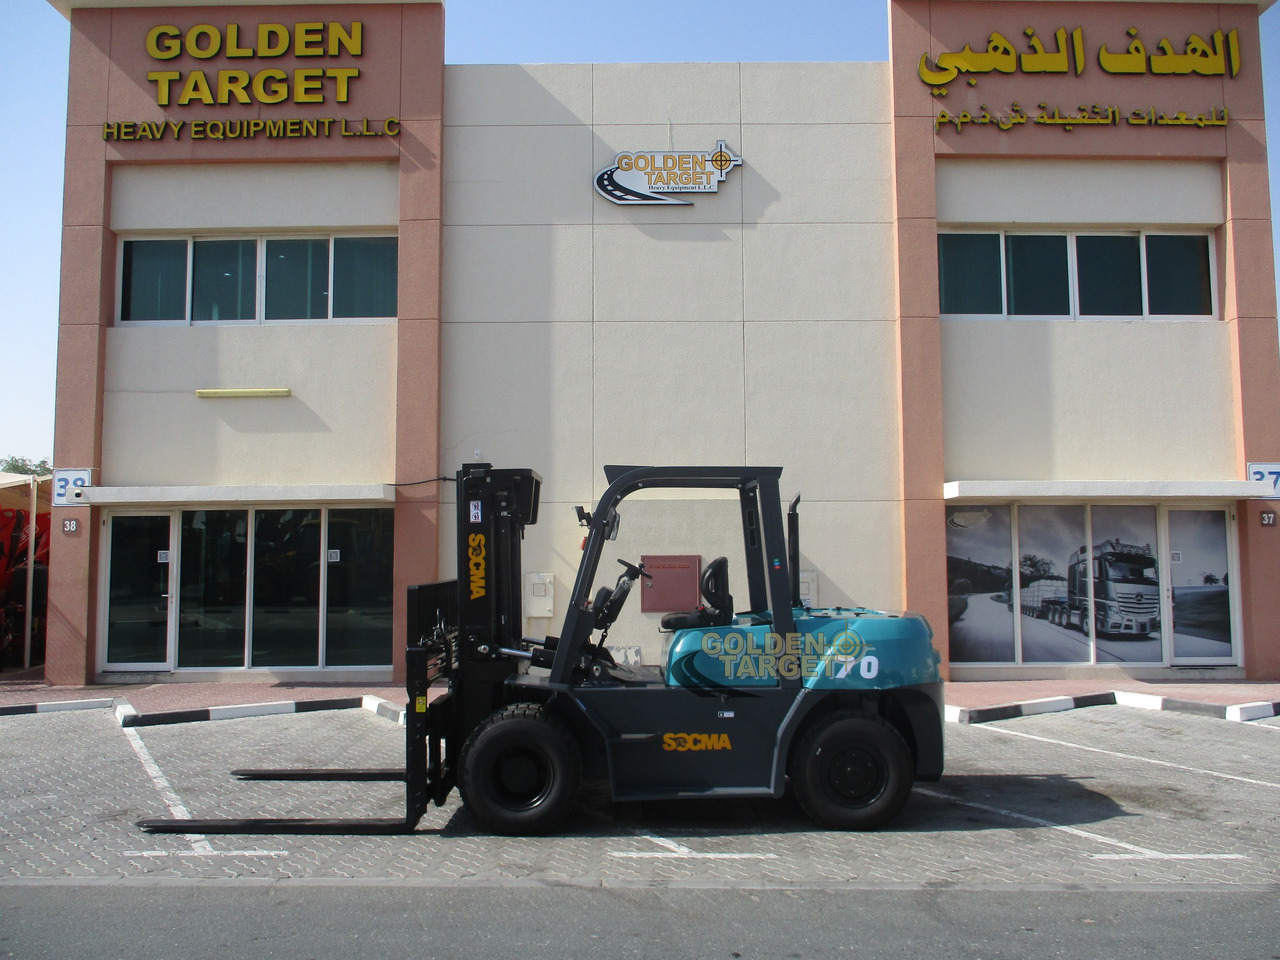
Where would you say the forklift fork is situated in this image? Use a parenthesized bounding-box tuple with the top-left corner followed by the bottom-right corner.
(137, 643, 449, 836)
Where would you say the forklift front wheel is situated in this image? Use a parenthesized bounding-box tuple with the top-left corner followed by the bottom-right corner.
(458, 703, 582, 836)
(790, 713, 913, 831)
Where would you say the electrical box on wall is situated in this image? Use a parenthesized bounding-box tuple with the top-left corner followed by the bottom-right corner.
(639, 554, 701, 613)
(798, 570, 818, 607)
(523, 572, 555, 618)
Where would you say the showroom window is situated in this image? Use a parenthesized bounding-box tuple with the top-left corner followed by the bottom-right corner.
(938, 231, 1214, 319)
(118, 235, 398, 324)
(106, 506, 394, 670)
(944, 503, 1236, 667)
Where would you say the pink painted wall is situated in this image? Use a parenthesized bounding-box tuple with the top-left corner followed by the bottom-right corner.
(48, 2, 443, 684)
(890, 0, 1280, 678)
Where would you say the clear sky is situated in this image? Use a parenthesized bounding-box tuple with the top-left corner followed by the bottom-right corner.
(2, 0, 1277, 462)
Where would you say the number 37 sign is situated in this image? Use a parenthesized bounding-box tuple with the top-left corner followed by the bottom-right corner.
(1248, 463, 1280, 494)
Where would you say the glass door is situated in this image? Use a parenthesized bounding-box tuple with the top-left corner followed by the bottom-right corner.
(1167, 508, 1237, 663)
(105, 515, 173, 668)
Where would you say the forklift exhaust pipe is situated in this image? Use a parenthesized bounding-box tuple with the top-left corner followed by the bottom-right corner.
(788, 494, 801, 608)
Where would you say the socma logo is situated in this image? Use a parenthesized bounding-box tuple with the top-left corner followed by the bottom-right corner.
(595, 140, 742, 205)
(662, 732, 732, 751)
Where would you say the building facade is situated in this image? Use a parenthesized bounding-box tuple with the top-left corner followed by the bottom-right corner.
(45, 0, 1280, 685)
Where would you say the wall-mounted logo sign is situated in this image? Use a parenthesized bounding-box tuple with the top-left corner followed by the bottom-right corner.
(595, 140, 742, 205)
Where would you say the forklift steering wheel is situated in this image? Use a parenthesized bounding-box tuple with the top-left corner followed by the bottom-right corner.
(616, 558, 653, 584)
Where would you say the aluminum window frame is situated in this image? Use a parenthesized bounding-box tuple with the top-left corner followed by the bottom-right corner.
(947, 500, 1240, 669)
(97, 504, 395, 673)
(115, 231, 398, 327)
(938, 228, 1218, 322)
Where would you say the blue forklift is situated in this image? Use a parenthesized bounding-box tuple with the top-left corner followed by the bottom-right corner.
(141, 463, 943, 836)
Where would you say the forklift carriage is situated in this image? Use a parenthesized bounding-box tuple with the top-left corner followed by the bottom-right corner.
(141, 463, 943, 837)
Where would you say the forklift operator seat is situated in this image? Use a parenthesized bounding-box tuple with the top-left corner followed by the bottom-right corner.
(660, 556, 734, 631)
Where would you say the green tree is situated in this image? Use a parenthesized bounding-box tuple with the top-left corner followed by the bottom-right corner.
(1020, 554, 1056, 583)
(1, 456, 51, 476)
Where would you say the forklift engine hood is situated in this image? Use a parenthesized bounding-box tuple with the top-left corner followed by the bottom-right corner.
(665, 607, 940, 689)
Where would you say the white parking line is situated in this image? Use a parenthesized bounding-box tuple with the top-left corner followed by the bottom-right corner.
(609, 830, 777, 860)
(121, 727, 287, 859)
(913, 786, 1243, 861)
(974, 724, 1280, 790)
(122, 850, 289, 858)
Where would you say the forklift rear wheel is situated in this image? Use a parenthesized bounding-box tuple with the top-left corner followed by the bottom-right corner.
(790, 713, 913, 830)
(458, 703, 582, 836)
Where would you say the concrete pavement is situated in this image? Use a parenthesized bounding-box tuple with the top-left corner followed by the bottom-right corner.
(3, 670, 1279, 725)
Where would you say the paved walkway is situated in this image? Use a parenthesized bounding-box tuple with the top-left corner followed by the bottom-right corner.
(3, 670, 1279, 719)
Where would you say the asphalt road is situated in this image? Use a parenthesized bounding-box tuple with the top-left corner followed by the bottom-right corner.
(2, 704, 1278, 958)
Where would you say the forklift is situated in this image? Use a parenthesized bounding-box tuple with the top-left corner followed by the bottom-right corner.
(141, 463, 943, 836)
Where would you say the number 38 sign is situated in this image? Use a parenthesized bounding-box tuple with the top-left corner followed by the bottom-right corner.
(51, 469, 91, 506)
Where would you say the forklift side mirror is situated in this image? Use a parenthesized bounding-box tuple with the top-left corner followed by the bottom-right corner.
(606, 508, 620, 541)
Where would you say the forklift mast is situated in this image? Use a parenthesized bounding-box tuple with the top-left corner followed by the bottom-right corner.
(452, 463, 541, 731)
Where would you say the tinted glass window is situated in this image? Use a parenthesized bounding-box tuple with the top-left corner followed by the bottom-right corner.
(938, 234, 1002, 314)
(333, 237, 397, 318)
(325, 509, 394, 665)
(265, 239, 329, 320)
(1077, 236, 1142, 316)
(1005, 235, 1069, 316)
(192, 240, 256, 322)
(1146, 235, 1212, 315)
(121, 240, 187, 321)
(251, 509, 321, 666)
(177, 510, 248, 667)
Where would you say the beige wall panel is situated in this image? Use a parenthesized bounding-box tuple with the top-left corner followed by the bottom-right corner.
(741, 62, 890, 125)
(792, 499, 905, 612)
(101, 325, 396, 486)
(440, 322, 596, 505)
(592, 124, 745, 226)
(445, 64, 592, 126)
(741, 122, 893, 225)
(442, 225, 593, 323)
(443, 125, 594, 226)
(592, 322, 746, 490)
(743, 222, 896, 321)
(936, 159, 1224, 226)
(594, 224, 743, 322)
(942, 320, 1238, 481)
(592, 63, 742, 125)
(745, 321, 901, 501)
(111, 162, 399, 232)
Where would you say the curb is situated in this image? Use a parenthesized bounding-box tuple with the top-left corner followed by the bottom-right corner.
(115, 695, 404, 727)
(2, 694, 409, 727)
(946, 691, 1280, 725)
(0, 697, 116, 718)
(363, 694, 407, 726)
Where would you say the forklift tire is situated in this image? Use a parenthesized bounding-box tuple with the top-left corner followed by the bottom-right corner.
(458, 703, 582, 836)
(790, 713, 913, 831)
